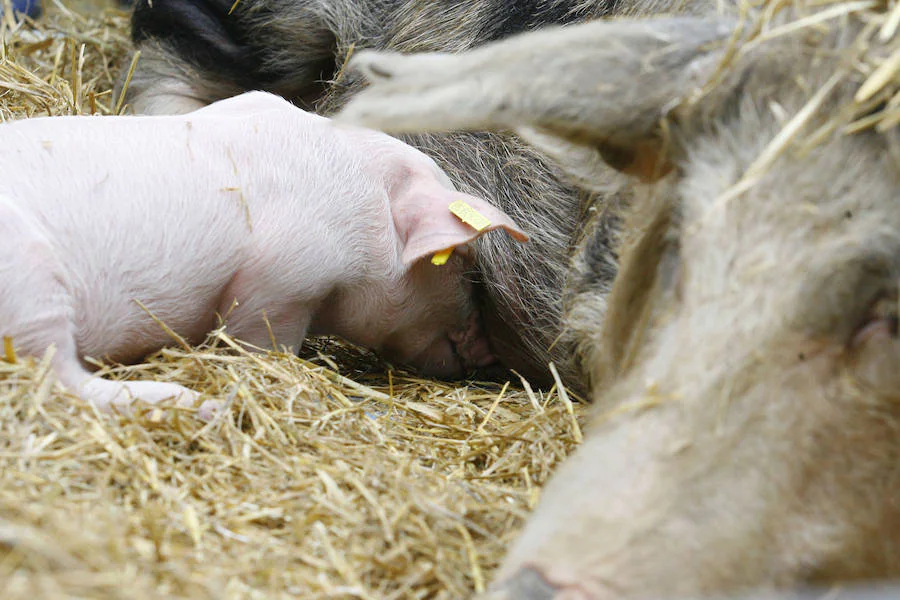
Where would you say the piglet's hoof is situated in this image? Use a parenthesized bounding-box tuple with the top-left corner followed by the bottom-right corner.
(195, 399, 226, 421)
(141, 398, 225, 424)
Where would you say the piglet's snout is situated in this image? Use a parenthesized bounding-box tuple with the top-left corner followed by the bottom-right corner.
(401, 311, 498, 379)
(449, 310, 498, 370)
(407, 335, 464, 378)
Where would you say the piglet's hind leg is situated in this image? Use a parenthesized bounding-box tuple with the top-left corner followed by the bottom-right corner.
(37, 320, 204, 414)
(0, 200, 203, 414)
(3, 278, 202, 414)
(76, 375, 201, 413)
(64, 358, 220, 417)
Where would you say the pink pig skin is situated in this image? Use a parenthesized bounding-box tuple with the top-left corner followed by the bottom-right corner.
(0, 91, 527, 414)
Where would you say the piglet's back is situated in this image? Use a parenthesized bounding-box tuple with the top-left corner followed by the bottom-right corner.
(0, 93, 368, 271)
(0, 92, 368, 361)
(0, 92, 341, 223)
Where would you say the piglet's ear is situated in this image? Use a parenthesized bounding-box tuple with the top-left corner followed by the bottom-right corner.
(394, 185, 529, 266)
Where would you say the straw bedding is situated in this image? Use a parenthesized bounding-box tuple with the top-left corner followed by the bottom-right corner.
(0, 5, 585, 598)
(4, 0, 898, 597)
(0, 334, 583, 600)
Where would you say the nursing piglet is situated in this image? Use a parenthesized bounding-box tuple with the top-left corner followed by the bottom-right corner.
(0, 91, 527, 413)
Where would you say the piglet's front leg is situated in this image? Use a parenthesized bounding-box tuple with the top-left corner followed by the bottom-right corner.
(220, 295, 314, 355)
(9, 304, 209, 417)
(78, 377, 201, 413)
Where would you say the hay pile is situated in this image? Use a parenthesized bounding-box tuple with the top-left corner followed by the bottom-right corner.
(703, 0, 900, 164)
(0, 5, 585, 599)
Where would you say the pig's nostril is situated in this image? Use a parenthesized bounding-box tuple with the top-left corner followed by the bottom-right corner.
(490, 567, 559, 600)
(488, 566, 592, 600)
(869, 294, 899, 337)
(849, 293, 900, 349)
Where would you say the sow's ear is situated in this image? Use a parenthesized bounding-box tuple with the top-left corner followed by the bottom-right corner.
(392, 182, 529, 267)
(336, 16, 733, 182)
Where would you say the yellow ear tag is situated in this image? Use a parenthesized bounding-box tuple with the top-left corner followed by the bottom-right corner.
(431, 201, 492, 265)
(3, 336, 16, 364)
(431, 247, 454, 265)
(448, 199, 492, 232)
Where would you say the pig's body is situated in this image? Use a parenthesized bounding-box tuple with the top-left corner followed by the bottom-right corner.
(336, 1, 900, 598)
(0, 91, 525, 411)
